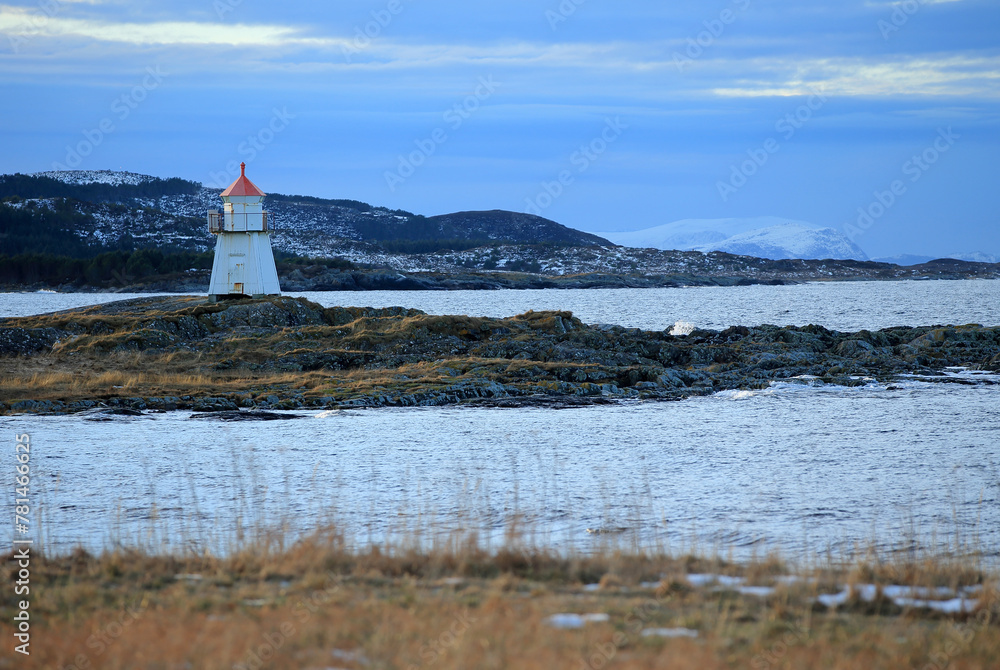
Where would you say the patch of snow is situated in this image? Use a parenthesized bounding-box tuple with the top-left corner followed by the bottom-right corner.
(685, 574, 745, 588)
(669, 321, 696, 336)
(545, 613, 610, 629)
(736, 585, 777, 597)
(641, 627, 699, 638)
(816, 584, 980, 613)
(893, 597, 979, 614)
(330, 648, 369, 664)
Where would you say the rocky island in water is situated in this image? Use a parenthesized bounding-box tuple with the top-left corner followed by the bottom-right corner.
(1, 295, 998, 415)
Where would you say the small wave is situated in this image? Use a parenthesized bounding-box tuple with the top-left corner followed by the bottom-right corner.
(713, 378, 898, 400)
(714, 389, 758, 400)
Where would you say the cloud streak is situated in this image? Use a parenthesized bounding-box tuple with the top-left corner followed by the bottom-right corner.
(0, 5, 344, 47)
(3, 9, 997, 101)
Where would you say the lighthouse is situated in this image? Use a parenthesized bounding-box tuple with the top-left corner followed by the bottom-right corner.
(207, 162, 281, 302)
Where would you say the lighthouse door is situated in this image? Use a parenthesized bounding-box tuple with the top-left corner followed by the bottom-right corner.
(229, 256, 246, 295)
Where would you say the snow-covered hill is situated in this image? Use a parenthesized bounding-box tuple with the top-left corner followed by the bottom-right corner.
(597, 217, 869, 261)
(14, 170, 608, 258)
(33, 170, 158, 187)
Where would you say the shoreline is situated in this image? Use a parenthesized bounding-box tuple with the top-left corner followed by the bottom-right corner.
(1, 295, 998, 416)
(3, 256, 1000, 294)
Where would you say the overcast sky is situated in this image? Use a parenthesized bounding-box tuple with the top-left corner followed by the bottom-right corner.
(1, 0, 997, 258)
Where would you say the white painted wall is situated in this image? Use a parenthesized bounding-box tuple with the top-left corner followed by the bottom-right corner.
(207, 193, 281, 298)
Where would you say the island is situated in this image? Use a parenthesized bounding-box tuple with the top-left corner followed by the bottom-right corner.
(2, 296, 997, 415)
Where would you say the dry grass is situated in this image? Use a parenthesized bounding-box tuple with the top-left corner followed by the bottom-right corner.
(0, 345, 608, 410)
(0, 348, 340, 404)
(2, 525, 998, 670)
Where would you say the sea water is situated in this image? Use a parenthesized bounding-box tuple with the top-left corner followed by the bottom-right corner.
(2, 280, 999, 560)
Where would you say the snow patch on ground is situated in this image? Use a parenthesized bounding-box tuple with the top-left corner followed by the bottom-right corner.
(33, 170, 158, 187)
(544, 613, 610, 629)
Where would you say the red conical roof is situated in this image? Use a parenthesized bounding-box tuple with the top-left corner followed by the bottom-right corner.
(221, 162, 266, 197)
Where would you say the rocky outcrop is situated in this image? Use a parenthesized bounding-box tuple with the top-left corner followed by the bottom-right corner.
(0, 326, 63, 355)
(0, 296, 997, 414)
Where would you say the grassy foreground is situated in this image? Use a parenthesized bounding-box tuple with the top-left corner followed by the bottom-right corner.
(2, 528, 998, 669)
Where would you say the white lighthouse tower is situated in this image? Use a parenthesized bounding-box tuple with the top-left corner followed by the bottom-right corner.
(207, 162, 281, 302)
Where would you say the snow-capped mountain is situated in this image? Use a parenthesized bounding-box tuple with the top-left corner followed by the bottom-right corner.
(596, 217, 869, 261)
(697, 223, 869, 261)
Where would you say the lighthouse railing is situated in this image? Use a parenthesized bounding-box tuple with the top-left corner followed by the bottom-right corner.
(207, 210, 223, 234)
(207, 210, 271, 233)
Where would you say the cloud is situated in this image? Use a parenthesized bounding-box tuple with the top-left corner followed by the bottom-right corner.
(2, 1, 997, 103)
(709, 56, 1000, 98)
(0, 5, 345, 47)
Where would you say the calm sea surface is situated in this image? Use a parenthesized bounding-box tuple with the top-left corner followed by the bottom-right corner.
(3, 278, 1000, 330)
(2, 280, 999, 561)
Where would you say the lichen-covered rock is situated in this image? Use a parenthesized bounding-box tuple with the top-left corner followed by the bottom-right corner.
(192, 397, 239, 412)
(206, 298, 326, 329)
(0, 327, 64, 356)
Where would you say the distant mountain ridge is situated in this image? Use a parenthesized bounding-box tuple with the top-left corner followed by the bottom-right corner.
(3, 171, 998, 288)
(597, 217, 869, 261)
(2, 170, 609, 255)
(703, 223, 869, 261)
(873, 252, 1000, 266)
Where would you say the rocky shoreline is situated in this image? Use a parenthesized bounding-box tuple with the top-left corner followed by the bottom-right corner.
(1, 296, 998, 415)
(1, 269, 793, 295)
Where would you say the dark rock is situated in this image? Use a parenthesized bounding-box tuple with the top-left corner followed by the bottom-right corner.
(191, 397, 239, 412)
(77, 407, 146, 420)
(189, 410, 305, 421)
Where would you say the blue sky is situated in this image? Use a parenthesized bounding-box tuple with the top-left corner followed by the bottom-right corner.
(1, 0, 997, 258)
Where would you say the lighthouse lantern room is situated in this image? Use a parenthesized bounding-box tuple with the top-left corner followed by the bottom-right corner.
(207, 162, 281, 302)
